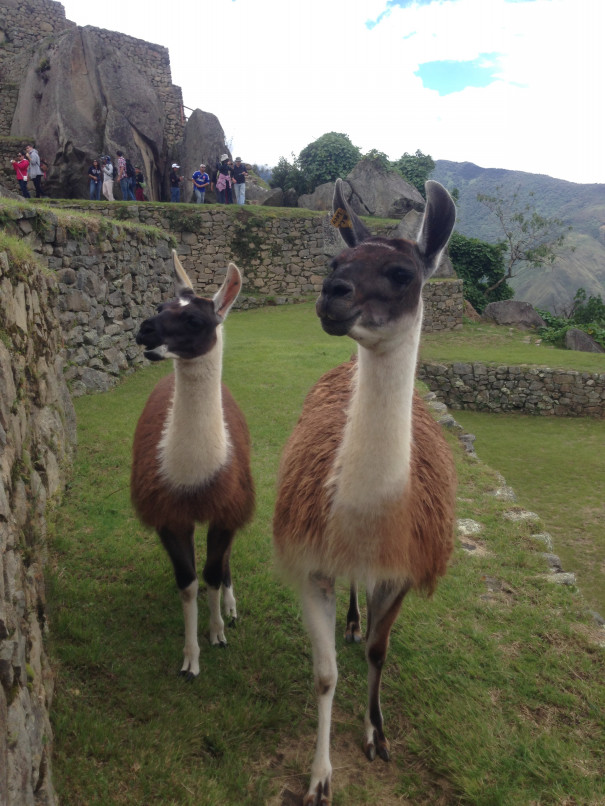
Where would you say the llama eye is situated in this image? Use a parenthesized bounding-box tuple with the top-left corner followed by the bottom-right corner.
(388, 267, 413, 287)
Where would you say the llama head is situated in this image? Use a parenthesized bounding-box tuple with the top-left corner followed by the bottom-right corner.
(136, 250, 242, 361)
(316, 179, 456, 348)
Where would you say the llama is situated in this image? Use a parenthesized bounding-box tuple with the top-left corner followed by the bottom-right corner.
(273, 179, 457, 804)
(131, 250, 254, 679)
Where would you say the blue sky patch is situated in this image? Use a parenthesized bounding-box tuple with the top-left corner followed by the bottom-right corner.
(416, 54, 500, 95)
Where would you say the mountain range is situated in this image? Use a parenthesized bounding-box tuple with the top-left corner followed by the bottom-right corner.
(431, 160, 605, 313)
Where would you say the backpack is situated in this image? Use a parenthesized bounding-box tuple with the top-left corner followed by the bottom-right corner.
(112, 165, 118, 180)
(125, 159, 136, 179)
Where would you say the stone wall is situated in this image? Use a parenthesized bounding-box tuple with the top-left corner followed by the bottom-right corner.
(1, 201, 179, 395)
(419, 361, 605, 417)
(31, 201, 464, 382)
(0, 242, 76, 806)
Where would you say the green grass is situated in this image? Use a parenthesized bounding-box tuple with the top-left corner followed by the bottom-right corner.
(420, 319, 605, 372)
(452, 411, 605, 615)
(49, 305, 605, 805)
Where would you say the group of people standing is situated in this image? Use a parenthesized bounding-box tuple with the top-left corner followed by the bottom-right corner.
(11, 145, 247, 205)
(10, 145, 45, 198)
(169, 154, 248, 204)
(88, 152, 145, 202)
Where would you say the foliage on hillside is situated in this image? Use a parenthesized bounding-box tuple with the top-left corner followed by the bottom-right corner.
(271, 135, 435, 196)
(448, 232, 512, 312)
(538, 288, 605, 349)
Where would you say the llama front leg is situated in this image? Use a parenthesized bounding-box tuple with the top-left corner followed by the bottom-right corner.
(159, 525, 200, 679)
(364, 579, 411, 761)
(203, 524, 236, 645)
(302, 573, 337, 806)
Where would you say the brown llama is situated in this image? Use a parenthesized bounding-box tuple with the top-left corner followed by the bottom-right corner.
(273, 179, 457, 804)
(131, 251, 254, 679)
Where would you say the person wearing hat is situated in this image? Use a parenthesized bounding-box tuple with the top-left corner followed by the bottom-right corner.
(169, 162, 184, 202)
(232, 157, 248, 205)
(213, 154, 232, 204)
(102, 156, 115, 201)
(191, 163, 210, 204)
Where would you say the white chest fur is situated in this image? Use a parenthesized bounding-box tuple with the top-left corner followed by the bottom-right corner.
(158, 334, 230, 489)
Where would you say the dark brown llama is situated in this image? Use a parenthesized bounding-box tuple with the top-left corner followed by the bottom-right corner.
(131, 251, 254, 679)
(273, 180, 457, 804)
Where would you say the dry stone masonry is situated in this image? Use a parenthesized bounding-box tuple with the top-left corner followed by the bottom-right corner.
(419, 361, 605, 417)
(0, 244, 76, 806)
(2, 200, 463, 394)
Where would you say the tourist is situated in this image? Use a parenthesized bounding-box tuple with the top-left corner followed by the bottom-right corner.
(102, 156, 115, 201)
(117, 151, 135, 201)
(10, 151, 30, 198)
(214, 155, 232, 204)
(25, 145, 43, 198)
(232, 157, 248, 205)
(135, 167, 146, 201)
(169, 163, 184, 202)
(88, 159, 102, 200)
(191, 163, 210, 203)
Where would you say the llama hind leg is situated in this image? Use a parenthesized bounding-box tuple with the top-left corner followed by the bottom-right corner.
(364, 579, 411, 761)
(203, 524, 236, 645)
(159, 525, 200, 679)
(345, 582, 362, 643)
(302, 573, 337, 806)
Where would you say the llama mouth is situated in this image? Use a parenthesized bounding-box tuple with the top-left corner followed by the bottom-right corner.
(144, 346, 168, 361)
(319, 313, 360, 337)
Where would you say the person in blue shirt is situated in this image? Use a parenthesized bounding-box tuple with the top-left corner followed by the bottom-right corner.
(191, 164, 210, 203)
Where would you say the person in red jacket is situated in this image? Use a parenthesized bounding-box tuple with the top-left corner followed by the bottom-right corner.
(11, 151, 30, 198)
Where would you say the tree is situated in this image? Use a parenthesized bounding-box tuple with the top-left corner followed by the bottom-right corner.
(449, 232, 513, 313)
(477, 186, 572, 294)
(297, 132, 361, 193)
(393, 149, 435, 195)
(269, 154, 308, 195)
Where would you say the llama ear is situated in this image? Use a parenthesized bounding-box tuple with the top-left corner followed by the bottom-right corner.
(416, 181, 456, 279)
(213, 262, 242, 319)
(332, 178, 371, 248)
(172, 249, 194, 294)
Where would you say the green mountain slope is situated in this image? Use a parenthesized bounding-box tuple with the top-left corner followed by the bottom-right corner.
(431, 160, 605, 311)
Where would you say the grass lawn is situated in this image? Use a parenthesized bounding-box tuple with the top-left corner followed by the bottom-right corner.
(49, 304, 605, 805)
(451, 410, 605, 616)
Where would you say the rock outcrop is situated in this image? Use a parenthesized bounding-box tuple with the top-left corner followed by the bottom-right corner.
(483, 300, 547, 329)
(297, 158, 426, 219)
(178, 109, 231, 203)
(2, 1, 230, 201)
(564, 327, 605, 353)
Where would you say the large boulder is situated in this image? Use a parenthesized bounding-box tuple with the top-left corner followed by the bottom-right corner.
(178, 109, 230, 203)
(564, 327, 604, 353)
(10, 26, 169, 199)
(298, 181, 336, 211)
(483, 300, 547, 329)
(346, 158, 425, 218)
(298, 159, 425, 219)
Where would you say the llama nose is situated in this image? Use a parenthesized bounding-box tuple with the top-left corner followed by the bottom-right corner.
(136, 318, 158, 346)
(323, 277, 354, 300)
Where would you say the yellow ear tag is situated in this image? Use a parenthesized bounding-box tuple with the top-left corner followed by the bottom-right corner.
(331, 207, 352, 229)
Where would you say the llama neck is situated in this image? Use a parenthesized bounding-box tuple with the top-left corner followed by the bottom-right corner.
(159, 327, 229, 488)
(331, 311, 422, 511)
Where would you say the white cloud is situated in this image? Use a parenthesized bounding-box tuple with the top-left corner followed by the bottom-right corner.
(59, 0, 605, 183)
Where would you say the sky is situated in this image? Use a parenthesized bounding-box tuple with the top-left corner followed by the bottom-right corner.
(59, 0, 605, 185)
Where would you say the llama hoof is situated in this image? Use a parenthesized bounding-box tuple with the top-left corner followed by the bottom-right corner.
(364, 730, 390, 762)
(303, 780, 331, 805)
(228, 616, 237, 629)
(178, 669, 198, 683)
(377, 742, 391, 762)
